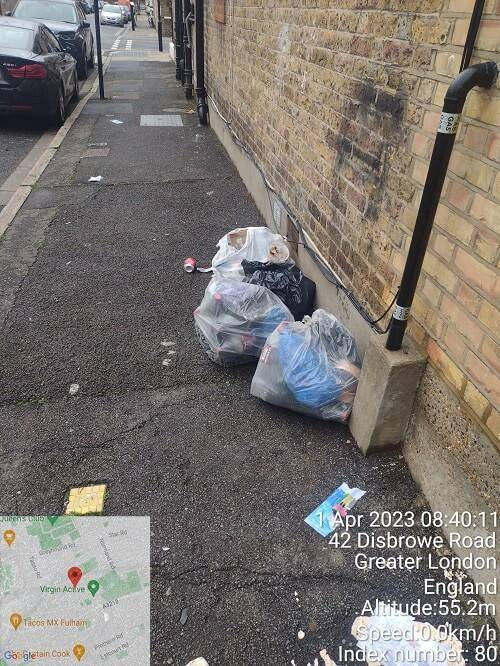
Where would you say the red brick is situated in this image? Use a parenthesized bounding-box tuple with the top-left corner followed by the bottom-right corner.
(474, 228, 499, 264)
(443, 326, 467, 362)
(470, 194, 500, 234)
(464, 351, 500, 408)
(463, 125, 488, 153)
(427, 339, 465, 392)
(433, 233, 455, 262)
(481, 336, 500, 374)
(455, 282, 482, 315)
(486, 132, 500, 162)
(446, 180, 473, 211)
(486, 409, 500, 443)
(442, 296, 485, 346)
(412, 132, 431, 158)
(454, 248, 499, 298)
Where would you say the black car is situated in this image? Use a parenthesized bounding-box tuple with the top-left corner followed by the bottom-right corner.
(0, 17, 79, 125)
(11, 0, 94, 79)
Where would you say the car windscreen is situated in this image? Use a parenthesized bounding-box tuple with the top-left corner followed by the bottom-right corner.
(103, 4, 121, 12)
(0, 25, 34, 49)
(14, 0, 78, 24)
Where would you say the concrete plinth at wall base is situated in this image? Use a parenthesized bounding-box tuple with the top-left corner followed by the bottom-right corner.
(349, 334, 426, 454)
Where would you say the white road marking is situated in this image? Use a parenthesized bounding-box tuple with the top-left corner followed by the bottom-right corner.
(125, 40, 133, 50)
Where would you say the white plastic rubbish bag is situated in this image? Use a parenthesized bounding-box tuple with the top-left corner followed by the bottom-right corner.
(194, 277, 294, 367)
(211, 227, 290, 280)
(251, 309, 361, 422)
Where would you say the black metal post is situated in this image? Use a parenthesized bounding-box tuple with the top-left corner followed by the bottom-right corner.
(174, 0, 182, 80)
(131, 2, 135, 30)
(156, 0, 163, 51)
(182, 0, 193, 99)
(194, 0, 208, 124)
(385, 62, 498, 351)
(93, 0, 104, 99)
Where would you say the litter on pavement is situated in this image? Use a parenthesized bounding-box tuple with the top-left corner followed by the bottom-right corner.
(251, 309, 361, 422)
(69, 383, 79, 396)
(194, 277, 294, 366)
(183, 257, 213, 273)
(352, 602, 465, 666)
(110, 119, 123, 124)
(185, 659, 209, 666)
(180, 608, 188, 626)
(319, 649, 337, 666)
(304, 482, 365, 537)
(88, 176, 103, 182)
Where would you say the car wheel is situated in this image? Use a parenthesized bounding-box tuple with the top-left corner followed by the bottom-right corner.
(52, 85, 66, 127)
(88, 42, 95, 69)
(72, 71, 80, 102)
(78, 48, 88, 79)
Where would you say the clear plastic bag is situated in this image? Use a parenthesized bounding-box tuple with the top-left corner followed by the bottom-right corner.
(211, 227, 290, 281)
(251, 309, 361, 421)
(194, 277, 294, 367)
(242, 260, 316, 321)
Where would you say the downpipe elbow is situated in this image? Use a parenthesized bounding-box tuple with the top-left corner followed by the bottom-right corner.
(444, 61, 498, 112)
(385, 60, 498, 352)
(196, 93, 208, 125)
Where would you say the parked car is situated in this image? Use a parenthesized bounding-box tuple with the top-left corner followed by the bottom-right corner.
(118, 0, 131, 19)
(119, 5, 128, 23)
(0, 16, 79, 125)
(11, 0, 94, 79)
(100, 3, 124, 26)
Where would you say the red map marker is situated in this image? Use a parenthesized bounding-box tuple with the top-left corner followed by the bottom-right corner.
(67, 566, 83, 588)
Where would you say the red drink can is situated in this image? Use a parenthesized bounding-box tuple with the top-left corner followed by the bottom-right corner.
(183, 257, 197, 273)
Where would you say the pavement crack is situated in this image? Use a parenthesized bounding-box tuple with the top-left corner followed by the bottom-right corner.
(152, 564, 367, 588)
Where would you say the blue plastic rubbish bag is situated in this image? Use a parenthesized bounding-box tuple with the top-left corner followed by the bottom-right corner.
(251, 309, 361, 421)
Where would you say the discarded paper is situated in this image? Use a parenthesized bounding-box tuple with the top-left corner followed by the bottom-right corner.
(304, 482, 365, 537)
(88, 176, 103, 182)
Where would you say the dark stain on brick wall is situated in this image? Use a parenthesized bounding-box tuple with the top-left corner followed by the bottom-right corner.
(327, 79, 407, 298)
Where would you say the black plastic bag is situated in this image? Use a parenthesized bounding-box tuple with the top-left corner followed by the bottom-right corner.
(241, 260, 316, 321)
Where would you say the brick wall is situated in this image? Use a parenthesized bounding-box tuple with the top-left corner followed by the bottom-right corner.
(205, 1, 499, 449)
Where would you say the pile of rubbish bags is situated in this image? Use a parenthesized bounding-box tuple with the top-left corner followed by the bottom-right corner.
(194, 278, 294, 367)
(192, 227, 361, 423)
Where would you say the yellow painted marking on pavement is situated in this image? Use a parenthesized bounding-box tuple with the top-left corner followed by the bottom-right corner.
(65, 484, 106, 515)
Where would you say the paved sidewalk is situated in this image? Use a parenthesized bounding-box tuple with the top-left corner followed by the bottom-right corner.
(0, 24, 493, 666)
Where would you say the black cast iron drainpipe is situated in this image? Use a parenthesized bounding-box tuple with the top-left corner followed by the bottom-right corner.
(174, 0, 183, 80)
(182, 0, 193, 99)
(385, 60, 498, 351)
(194, 0, 208, 124)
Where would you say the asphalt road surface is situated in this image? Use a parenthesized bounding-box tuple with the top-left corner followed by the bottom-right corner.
(0, 20, 125, 192)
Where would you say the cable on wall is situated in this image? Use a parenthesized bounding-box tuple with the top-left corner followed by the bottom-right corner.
(206, 93, 398, 334)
